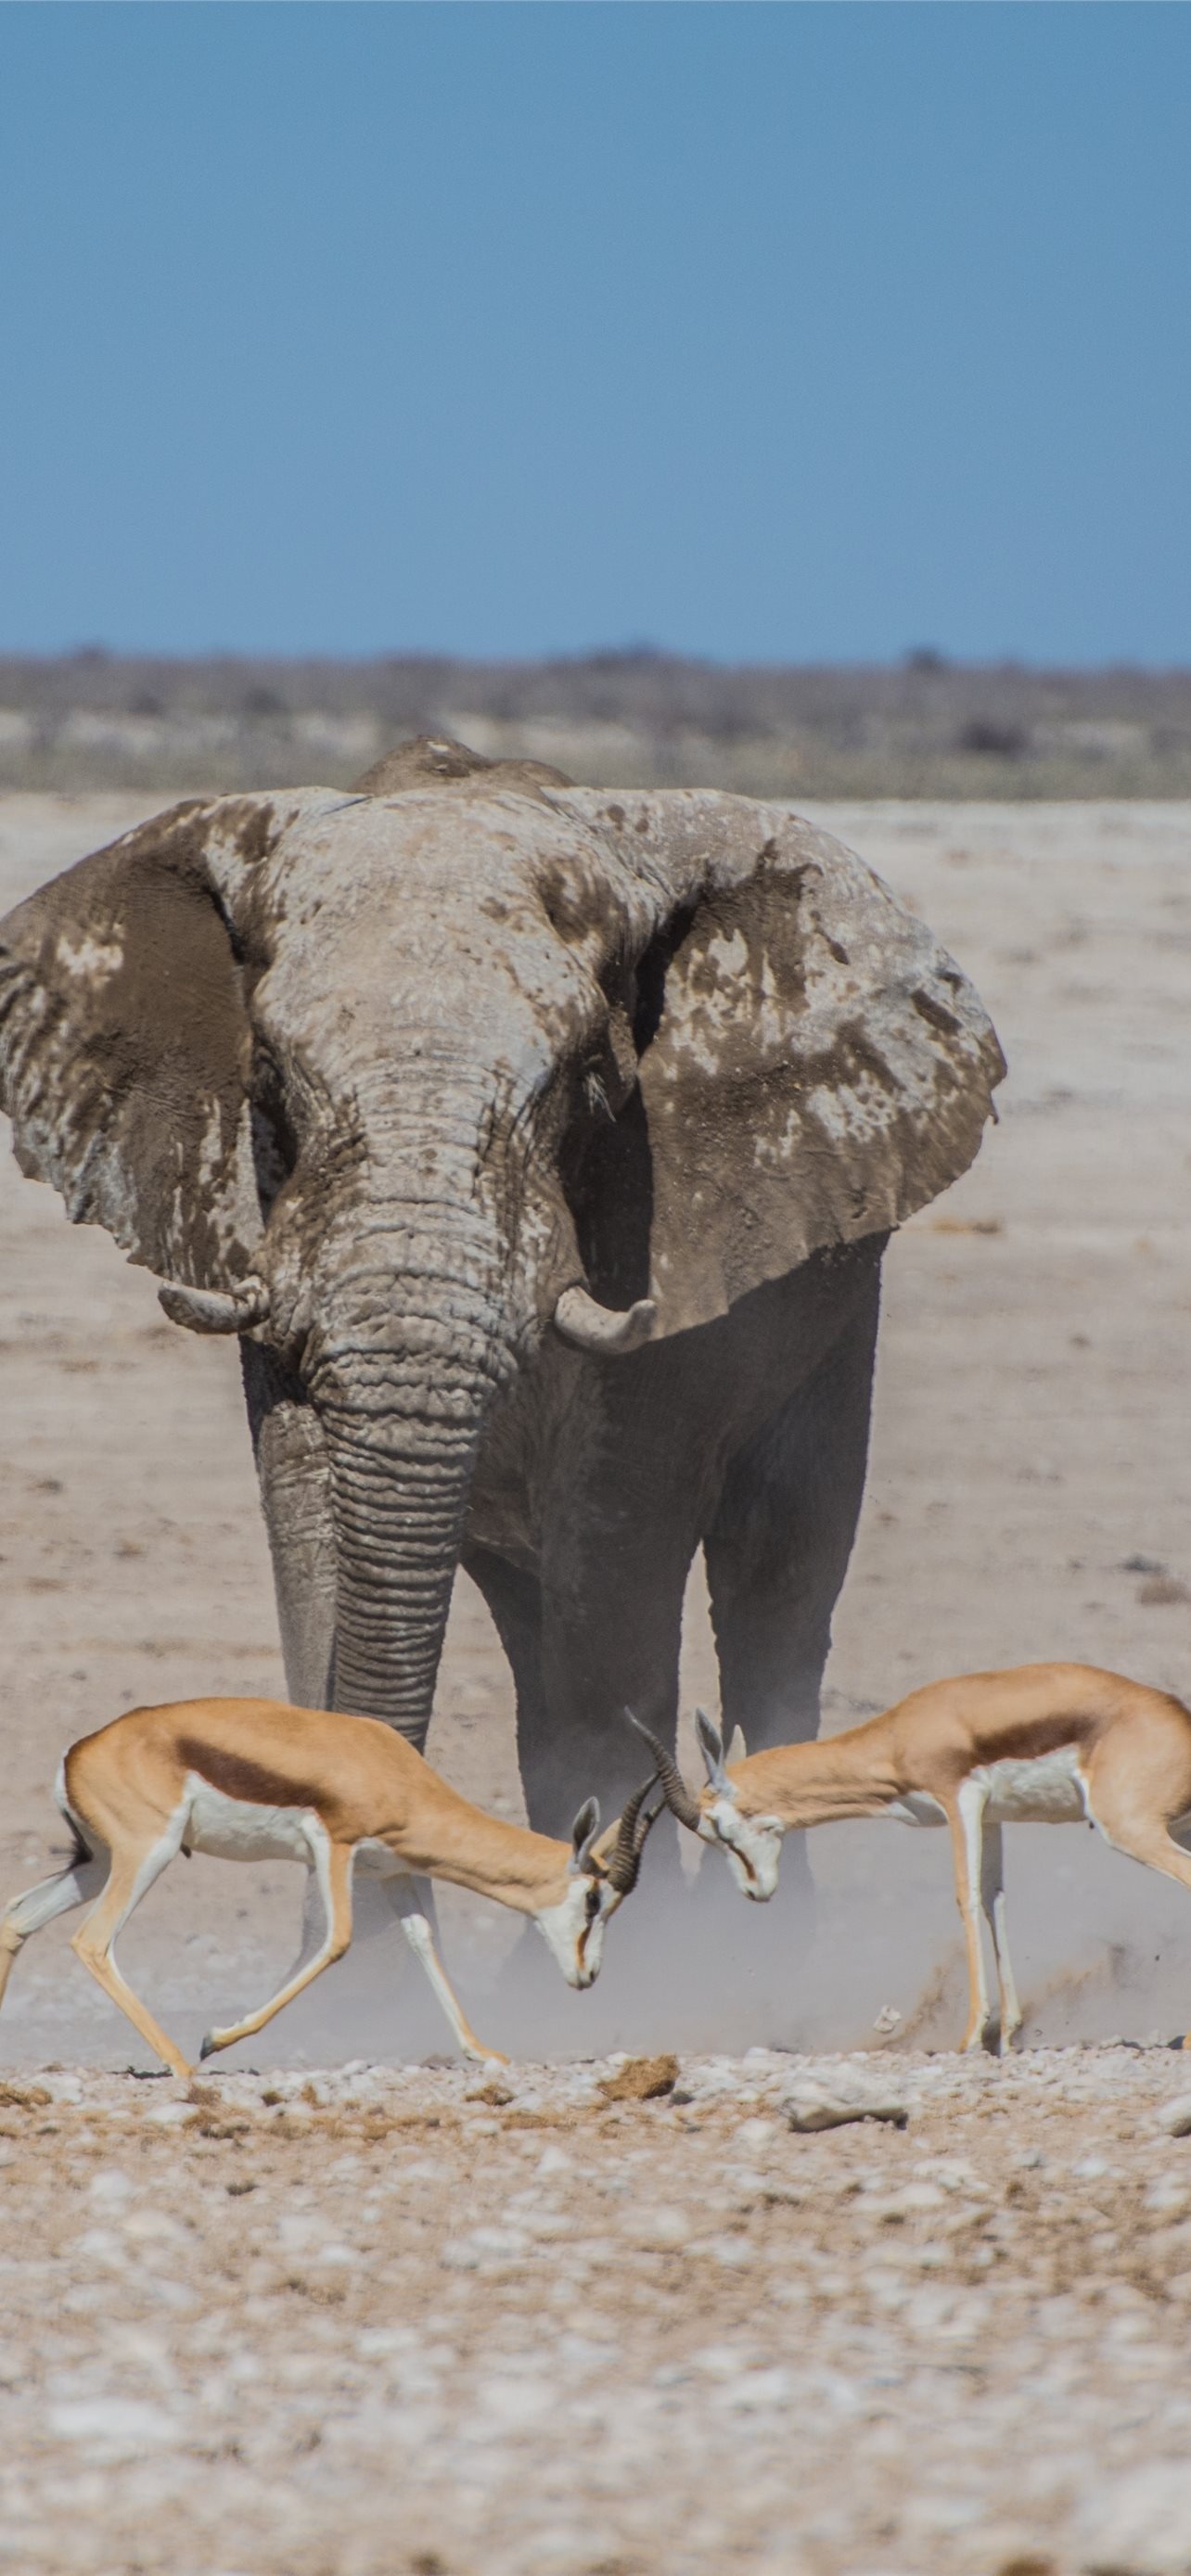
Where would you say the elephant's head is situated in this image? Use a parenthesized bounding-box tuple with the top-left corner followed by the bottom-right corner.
(0, 735, 1004, 1733)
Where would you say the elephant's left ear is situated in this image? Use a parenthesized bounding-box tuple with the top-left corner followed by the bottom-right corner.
(0, 798, 269, 1292)
(569, 791, 1005, 1337)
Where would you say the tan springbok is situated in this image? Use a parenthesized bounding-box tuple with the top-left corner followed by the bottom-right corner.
(0, 1696, 661, 2073)
(636, 1664, 1191, 2053)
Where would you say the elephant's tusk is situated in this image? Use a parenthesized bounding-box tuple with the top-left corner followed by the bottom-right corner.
(553, 1285, 657, 1356)
(157, 1276, 271, 1336)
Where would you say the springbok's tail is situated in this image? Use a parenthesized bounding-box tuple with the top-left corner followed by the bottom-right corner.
(54, 1756, 95, 1865)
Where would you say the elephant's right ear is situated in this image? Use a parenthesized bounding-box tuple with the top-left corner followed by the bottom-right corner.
(0, 800, 267, 1292)
(558, 787, 1005, 1339)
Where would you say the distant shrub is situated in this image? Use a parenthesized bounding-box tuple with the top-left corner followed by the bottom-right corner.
(957, 718, 1029, 758)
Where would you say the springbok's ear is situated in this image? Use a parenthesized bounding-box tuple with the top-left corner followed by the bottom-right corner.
(568, 1797, 601, 1874)
(695, 1708, 732, 1795)
(726, 1725, 748, 1766)
(556, 790, 1005, 1339)
(0, 798, 277, 1301)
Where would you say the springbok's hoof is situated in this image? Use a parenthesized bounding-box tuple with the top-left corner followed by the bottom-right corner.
(198, 2032, 220, 2061)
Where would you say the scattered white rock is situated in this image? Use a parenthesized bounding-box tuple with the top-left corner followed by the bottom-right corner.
(46, 2397, 183, 2453)
(86, 2167, 134, 2206)
(784, 2079, 909, 2132)
(621, 2206, 688, 2252)
(1081, 2464, 1191, 2573)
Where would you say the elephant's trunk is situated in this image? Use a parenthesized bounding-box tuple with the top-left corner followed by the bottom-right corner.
(323, 1383, 490, 1734)
(304, 1116, 524, 1739)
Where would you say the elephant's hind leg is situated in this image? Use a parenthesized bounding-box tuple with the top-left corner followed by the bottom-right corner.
(463, 1542, 548, 1787)
(704, 1267, 880, 1754)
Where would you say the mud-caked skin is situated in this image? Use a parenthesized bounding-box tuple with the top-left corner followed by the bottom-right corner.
(0, 737, 1004, 1829)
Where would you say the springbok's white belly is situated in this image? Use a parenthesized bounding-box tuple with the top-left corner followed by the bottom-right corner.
(886, 1746, 1092, 1830)
(184, 1778, 315, 1864)
(182, 1783, 408, 1876)
(975, 1747, 1090, 1823)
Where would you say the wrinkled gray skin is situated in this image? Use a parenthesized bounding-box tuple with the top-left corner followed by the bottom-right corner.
(0, 737, 1004, 1834)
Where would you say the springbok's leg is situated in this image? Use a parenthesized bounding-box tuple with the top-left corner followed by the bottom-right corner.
(0, 1849, 107, 2009)
(70, 1818, 191, 2076)
(386, 1878, 507, 2066)
(950, 1784, 996, 2053)
(200, 1828, 353, 2060)
(1076, 1792, 1191, 2046)
(979, 1820, 1022, 2048)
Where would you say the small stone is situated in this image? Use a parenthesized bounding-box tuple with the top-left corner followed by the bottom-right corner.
(784, 2080, 909, 2132)
(622, 2206, 688, 2251)
(536, 2143, 572, 2175)
(598, 2053, 679, 2104)
(1144, 2176, 1191, 2214)
(1159, 2094, 1191, 2136)
(1081, 2463, 1191, 2572)
(866, 2183, 947, 2222)
(87, 2168, 134, 2207)
(47, 2398, 182, 2453)
(734, 2116, 780, 2151)
(704, 2234, 755, 2267)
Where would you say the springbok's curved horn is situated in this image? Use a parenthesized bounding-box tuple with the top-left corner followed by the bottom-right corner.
(602, 1771, 665, 1897)
(553, 1286, 656, 1356)
(158, 1276, 271, 1336)
(624, 1709, 701, 1832)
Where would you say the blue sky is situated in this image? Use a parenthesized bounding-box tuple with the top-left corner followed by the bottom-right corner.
(1, 5, 1187, 664)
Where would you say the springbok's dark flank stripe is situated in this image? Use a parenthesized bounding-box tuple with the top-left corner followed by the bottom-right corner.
(178, 1741, 302, 1810)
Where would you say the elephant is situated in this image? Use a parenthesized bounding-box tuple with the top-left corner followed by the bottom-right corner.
(0, 733, 1004, 1844)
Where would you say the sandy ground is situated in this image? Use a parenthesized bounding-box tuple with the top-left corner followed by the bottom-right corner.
(1, 796, 1190, 2571)
(6, 2050, 1191, 2576)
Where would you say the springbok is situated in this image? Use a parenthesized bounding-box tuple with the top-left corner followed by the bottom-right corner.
(0, 1697, 661, 2074)
(635, 1664, 1191, 2053)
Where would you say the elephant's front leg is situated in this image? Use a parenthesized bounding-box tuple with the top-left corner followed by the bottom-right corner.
(697, 1273, 882, 2009)
(241, 1345, 339, 1711)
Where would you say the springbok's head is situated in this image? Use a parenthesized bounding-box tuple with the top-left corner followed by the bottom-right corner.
(629, 1709, 785, 1901)
(533, 1772, 664, 1986)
